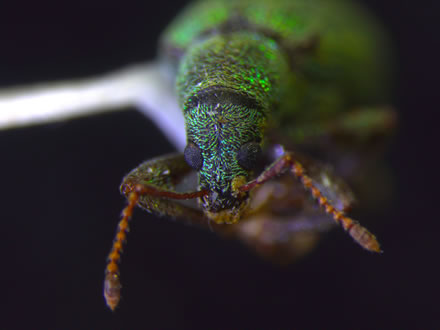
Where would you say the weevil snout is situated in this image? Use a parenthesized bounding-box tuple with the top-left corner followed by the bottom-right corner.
(183, 99, 265, 223)
(201, 188, 247, 210)
(202, 190, 250, 224)
(200, 176, 251, 224)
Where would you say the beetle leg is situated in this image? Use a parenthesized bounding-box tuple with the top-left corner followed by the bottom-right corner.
(226, 169, 352, 262)
(244, 155, 356, 219)
(233, 212, 335, 263)
(219, 175, 335, 262)
(104, 153, 209, 310)
(239, 152, 381, 253)
(119, 153, 209, 222)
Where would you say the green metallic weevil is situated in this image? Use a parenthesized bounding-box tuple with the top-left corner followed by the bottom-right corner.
(104, 0, 396, 310)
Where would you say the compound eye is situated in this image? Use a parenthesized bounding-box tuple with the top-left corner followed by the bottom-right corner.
(236, 142, 262, 170)
(184, 142, 203, 171)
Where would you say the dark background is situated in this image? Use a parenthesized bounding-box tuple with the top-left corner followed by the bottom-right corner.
(0, 1, 438, 329)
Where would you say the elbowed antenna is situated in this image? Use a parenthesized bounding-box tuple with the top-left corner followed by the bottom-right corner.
(104, 183, 208, 310)
(239, 152, 382, 253)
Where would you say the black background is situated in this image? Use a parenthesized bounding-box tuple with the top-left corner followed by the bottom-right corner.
(1, 1, 438, 329)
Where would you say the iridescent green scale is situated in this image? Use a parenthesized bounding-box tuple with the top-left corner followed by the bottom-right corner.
(161, 0, 391, 121)
(104, 0, 395, 309)
(159, 0, 391, 211)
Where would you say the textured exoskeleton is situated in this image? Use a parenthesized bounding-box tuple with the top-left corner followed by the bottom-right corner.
(103, 0, 395, 310)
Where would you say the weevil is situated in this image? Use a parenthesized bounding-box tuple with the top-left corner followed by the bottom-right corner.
(103, 0, 396, 310)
